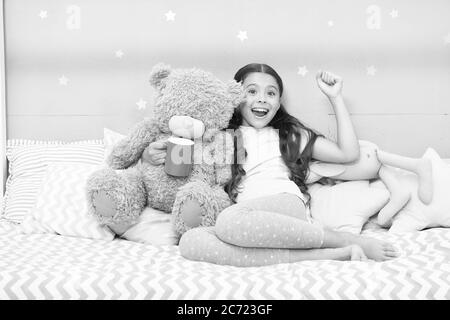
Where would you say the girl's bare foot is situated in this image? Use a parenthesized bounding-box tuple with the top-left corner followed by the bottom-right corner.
(322, 227, 399, 261)
(353, 236, 399, 261)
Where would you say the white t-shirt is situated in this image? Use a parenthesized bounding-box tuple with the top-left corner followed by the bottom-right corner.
(236, 125, 306, 203)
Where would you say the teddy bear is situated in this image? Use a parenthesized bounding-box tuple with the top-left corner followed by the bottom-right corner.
(86, 63, 242, 238)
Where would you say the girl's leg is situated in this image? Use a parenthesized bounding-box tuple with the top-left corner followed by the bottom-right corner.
(215, 193, 398, 261)
(215, 193, 324, 249)
(179, 227, 366, 267)
(376, 150, 433, 204)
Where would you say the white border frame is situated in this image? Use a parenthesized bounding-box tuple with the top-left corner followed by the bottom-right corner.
(0, 0, 6, 197)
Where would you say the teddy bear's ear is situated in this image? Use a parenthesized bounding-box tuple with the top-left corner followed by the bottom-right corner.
(226, 80, 244, 108)
(149, 63, 172, 89)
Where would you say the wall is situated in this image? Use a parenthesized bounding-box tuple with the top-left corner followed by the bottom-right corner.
(4, 0, 450, 156)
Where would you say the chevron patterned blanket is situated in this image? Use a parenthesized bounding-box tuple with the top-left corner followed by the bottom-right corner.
(0, 221, 449, 300)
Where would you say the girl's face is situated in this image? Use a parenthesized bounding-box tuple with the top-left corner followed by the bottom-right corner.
(239, 72, 281, 129)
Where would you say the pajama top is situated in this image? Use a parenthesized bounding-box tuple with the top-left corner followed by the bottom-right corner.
(236, 125, 306, 203)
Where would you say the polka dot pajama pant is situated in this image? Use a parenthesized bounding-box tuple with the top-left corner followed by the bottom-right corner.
(179, 193, 325, 267)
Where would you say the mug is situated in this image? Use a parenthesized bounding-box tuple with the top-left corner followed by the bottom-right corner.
(164, 136, 194, 177)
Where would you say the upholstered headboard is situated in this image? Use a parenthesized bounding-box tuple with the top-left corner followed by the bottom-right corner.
(2, 0, 450, 193)
(1, 1, 7, 195)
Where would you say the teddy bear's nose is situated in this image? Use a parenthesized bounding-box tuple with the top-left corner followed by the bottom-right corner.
(168, 115, 205, 139)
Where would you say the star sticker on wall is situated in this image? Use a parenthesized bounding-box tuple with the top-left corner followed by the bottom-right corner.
(328, 20, 334, 27)
(389, 9, 399, 18)
(115, 50, 124, 58)
(39, 10, 48, 19)
(165, 10, 176, 21)
(444, 33, 450, 45)
(237, 30, 248, 42)
(136, 98, 147, 110)
(59, 76, 69, 86)
(297, 66, 309, 77)
(367, 66, 377, 76)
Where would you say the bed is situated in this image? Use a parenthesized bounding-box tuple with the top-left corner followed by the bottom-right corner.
(0, 138, 449, 300)
(1, 218, 449, 299)
(1, 0, 449, 300)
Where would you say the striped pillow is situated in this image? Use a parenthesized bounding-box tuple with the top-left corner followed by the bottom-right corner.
(20, 162, 115, 240)
(2, 140, 105, 223)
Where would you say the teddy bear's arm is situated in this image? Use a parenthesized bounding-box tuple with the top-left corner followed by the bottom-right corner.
(107, 118, 160, 169)
(212, 131, 234, 185)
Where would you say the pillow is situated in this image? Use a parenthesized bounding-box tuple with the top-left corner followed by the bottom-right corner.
(20, 162, 115, 240)
(2, 140, 104, 223)
(103, 128, 125, 161)
(121, 207, 178, 245)
(308, 180, 390, 234)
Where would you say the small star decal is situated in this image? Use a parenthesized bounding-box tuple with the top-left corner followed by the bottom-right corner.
(297, 66, 308, 77)
(39, 10, 48, 19)
(237, 30, 248, 42)
(136, 98, 147, 110)
(328, 20, 334, 27)
(59, 76, 69, 86)
(115, 50, 124, 58)
(367, 66, 377, 76)
(444, 33, 450, 45)
(165, 10, 176, 21)
(389, 9, 399, 18)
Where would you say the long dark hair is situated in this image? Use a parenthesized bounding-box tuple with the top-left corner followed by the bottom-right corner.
(224, 63, 323, 206)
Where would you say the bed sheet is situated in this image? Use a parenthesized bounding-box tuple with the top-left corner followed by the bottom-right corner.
(0, 220, 449, 300)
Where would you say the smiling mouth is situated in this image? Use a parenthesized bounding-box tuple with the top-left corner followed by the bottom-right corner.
(251, 107, 269, 118)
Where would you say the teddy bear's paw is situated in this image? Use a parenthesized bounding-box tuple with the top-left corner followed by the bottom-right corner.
(90, 189, 143, 234)
(173, 197, 206, 236)
(86, 168, 147, 227)
(92, 190, 118, 220)
(90, 192, 134, 236)
(180, 199, 203, 228)
(172, 182, 230, 236)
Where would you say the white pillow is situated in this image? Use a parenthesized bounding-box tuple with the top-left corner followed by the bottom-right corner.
(103, 128, 126, 161)
(309, 180, 390, 234)
(2, 140, 105, 223)
(121, 207, 178, 245)
(20, 162, 115, 240)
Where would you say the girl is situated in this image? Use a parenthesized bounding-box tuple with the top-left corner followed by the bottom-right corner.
(147, 63, 399, 266)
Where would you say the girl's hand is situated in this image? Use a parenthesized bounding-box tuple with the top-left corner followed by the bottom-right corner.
(141, 140, 167, 165)
(316, 70, 343, 99)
